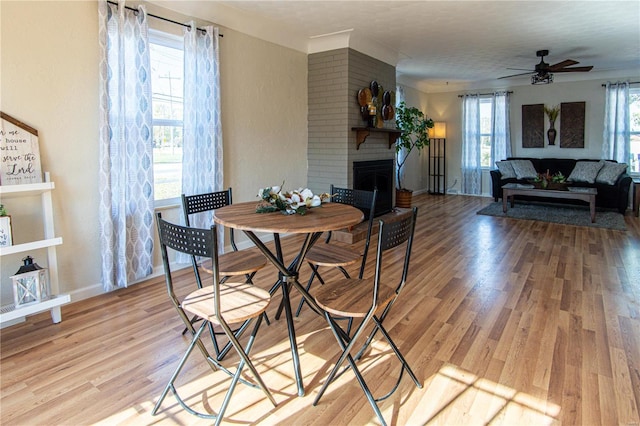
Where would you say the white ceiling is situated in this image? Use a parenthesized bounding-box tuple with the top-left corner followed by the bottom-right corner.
(155, 0, 640, 92)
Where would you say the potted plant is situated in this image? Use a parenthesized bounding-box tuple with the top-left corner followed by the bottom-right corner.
(394, 101, 434, 207)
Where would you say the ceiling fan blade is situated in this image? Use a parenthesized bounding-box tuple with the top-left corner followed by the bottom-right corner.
(552, 66, 593, 72)
(498, 71, 533, 79)
(550, 59, 579, 70)
(507, 67, 536, 71)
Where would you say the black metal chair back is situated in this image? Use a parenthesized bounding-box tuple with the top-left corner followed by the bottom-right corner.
(156, 212, 209, 329)
(182, 188, 240, 251)
(327, 185, 377, 278)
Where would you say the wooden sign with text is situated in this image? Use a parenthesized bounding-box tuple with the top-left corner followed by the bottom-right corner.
(0, 112, 43, 185)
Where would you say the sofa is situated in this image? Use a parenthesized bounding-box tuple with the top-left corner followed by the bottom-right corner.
(490, 157, 632, 214)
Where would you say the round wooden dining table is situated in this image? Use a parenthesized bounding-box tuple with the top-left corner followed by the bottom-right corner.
(214, 201, 363, 397)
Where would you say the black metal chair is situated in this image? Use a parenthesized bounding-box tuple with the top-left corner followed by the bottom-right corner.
(295, 186, 377, 318)
(152, 213, 276, 425)
(182, 189, 269, 356)
(312, 208, 421, 426)
(182, 189, 267, 285)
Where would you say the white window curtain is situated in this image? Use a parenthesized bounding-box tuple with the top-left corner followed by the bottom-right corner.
(395, 85, 406, 189)
(602, 81, 630, 163)
(176, 23, 223, 263)
(98, 0, 154, 291)
(491, 91, 512, 162)
(461, 95, 481, 195)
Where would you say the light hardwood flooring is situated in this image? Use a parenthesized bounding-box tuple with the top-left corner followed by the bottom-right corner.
(1, 194, 639, 425)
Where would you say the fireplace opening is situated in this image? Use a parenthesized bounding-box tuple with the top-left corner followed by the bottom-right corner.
(353, 159, 394, 217)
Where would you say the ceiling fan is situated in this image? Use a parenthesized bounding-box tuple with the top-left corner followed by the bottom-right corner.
(499, 49, 594, 84)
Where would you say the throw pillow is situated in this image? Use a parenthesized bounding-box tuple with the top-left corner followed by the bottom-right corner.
(596, 161, 627, 185)
(496, 161, 516, 179)
(567, 161, 604, 184)
(510, 159, 538, 179)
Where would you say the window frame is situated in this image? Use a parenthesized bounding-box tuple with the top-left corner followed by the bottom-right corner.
(149, 29, 184, 208)
(629, 87, 640, 176)
(479, 97, 493, 169)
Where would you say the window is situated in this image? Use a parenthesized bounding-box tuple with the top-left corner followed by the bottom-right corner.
(630, 88, 640, 174)
(150, 31, 184, 203)
(479, 98, 492, 168)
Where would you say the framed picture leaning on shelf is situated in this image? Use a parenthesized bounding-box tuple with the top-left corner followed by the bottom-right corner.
(0, 112, 43, 185)
(0, 214, 12, 247)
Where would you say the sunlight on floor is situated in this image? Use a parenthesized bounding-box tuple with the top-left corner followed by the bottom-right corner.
(90, 342, 563, 425)
(404, 363, 561, 425)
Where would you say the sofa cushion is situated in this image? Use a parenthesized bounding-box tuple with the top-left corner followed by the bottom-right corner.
(510, 159, 538, 179)
(596, 161, 627, 185)
(496, 161, 517, 179)
(568, 160, 604, 184)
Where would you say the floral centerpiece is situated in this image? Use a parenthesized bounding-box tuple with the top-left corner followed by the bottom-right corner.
(257, 184, 331, 215)
(531, 170, 567, 190)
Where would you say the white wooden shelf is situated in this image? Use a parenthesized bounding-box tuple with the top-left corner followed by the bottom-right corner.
(0, 179, 70, 327)
(1, 294, 71, 324)
(0, 181, 55, 196)
(0, 237, 62, 256)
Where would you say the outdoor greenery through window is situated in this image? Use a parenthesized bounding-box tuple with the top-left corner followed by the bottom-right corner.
(479, 98, 492, 167)
(630, 88, 640, 174)
(150, 31, 183, 203)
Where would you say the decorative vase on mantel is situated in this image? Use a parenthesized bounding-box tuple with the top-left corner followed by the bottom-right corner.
(547, 120, 557, 145)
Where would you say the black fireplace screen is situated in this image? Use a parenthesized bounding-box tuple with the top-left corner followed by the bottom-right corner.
(353, 159, 394, 217)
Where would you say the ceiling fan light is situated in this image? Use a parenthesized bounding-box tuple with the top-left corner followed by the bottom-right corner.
(531, 73, 553, 85)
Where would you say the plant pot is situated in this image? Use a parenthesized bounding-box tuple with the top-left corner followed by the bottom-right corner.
(547, 181, 568, 191)
(396, 189, 413, 208)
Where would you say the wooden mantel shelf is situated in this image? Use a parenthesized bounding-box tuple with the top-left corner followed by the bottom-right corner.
(352, 127, 402, 150)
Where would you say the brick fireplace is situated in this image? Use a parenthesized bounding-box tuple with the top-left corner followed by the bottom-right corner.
(307, 48, 396, 203)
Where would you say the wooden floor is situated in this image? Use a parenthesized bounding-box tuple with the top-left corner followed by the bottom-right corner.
(2, 194, 639, 425)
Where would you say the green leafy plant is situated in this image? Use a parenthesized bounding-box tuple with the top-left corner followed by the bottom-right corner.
(394, 101, 434, 190)
(0, 204, 7, 217)
(532, 170, 566, 188)
(544, 105, 560, 122)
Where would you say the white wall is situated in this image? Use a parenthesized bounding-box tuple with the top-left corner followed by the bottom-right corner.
(0, 1, 308, 305)
(396, 85, 429, 193)
(426, 76, 638, 197)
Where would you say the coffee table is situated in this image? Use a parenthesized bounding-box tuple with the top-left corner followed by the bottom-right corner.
(502, 183, 598, 223)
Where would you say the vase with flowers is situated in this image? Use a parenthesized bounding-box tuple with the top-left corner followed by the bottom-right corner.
(256, 184, 331, 215)
(531, 170, 567, 190)
(544, 105, 560, 145)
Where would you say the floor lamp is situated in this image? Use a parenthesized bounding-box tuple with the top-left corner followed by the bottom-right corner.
(429, 122, 446, 195)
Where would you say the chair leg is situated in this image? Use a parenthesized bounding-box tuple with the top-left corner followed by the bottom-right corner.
(244, 271, 256, 284)
(153, 316, 275, 423)
(296, 263, 351, 317)
(220, 314, 277, 407)
(296, 264, 352, 334)
(314, 311, 387, 425)
(372, 317, 421, 389)
(152, 321, 212, 418)
(353, 301, 395, 362)
(215, 319, 251, 361)
(295, 263, 321, 317)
